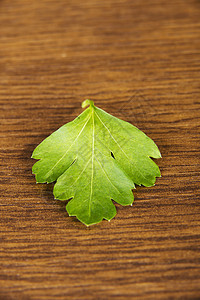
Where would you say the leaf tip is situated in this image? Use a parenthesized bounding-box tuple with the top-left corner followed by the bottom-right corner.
(82, 99, 94, 109)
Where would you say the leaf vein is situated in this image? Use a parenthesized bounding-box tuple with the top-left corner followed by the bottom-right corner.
(45, 115, 91, 179)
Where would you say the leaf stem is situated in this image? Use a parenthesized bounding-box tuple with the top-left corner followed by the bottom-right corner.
(82, 99, 94, 109)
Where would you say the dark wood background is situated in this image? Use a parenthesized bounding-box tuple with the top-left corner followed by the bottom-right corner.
(0, 0, 200, 299)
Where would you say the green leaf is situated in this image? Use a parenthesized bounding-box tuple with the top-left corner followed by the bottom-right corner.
(32, 100, 161, 226)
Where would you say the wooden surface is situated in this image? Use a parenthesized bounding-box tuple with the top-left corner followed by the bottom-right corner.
(0, 0, 200, 299)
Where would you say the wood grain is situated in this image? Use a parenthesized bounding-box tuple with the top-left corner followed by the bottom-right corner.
(0, 0, 200, 299)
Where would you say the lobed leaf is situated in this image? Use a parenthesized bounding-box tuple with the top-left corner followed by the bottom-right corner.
(32, 100, 161, 225)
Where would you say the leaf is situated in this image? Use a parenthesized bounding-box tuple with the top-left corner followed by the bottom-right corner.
(32, 100, 161, 226)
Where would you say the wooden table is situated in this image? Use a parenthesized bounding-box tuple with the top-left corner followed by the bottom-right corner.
(1, 0, 200, 299)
